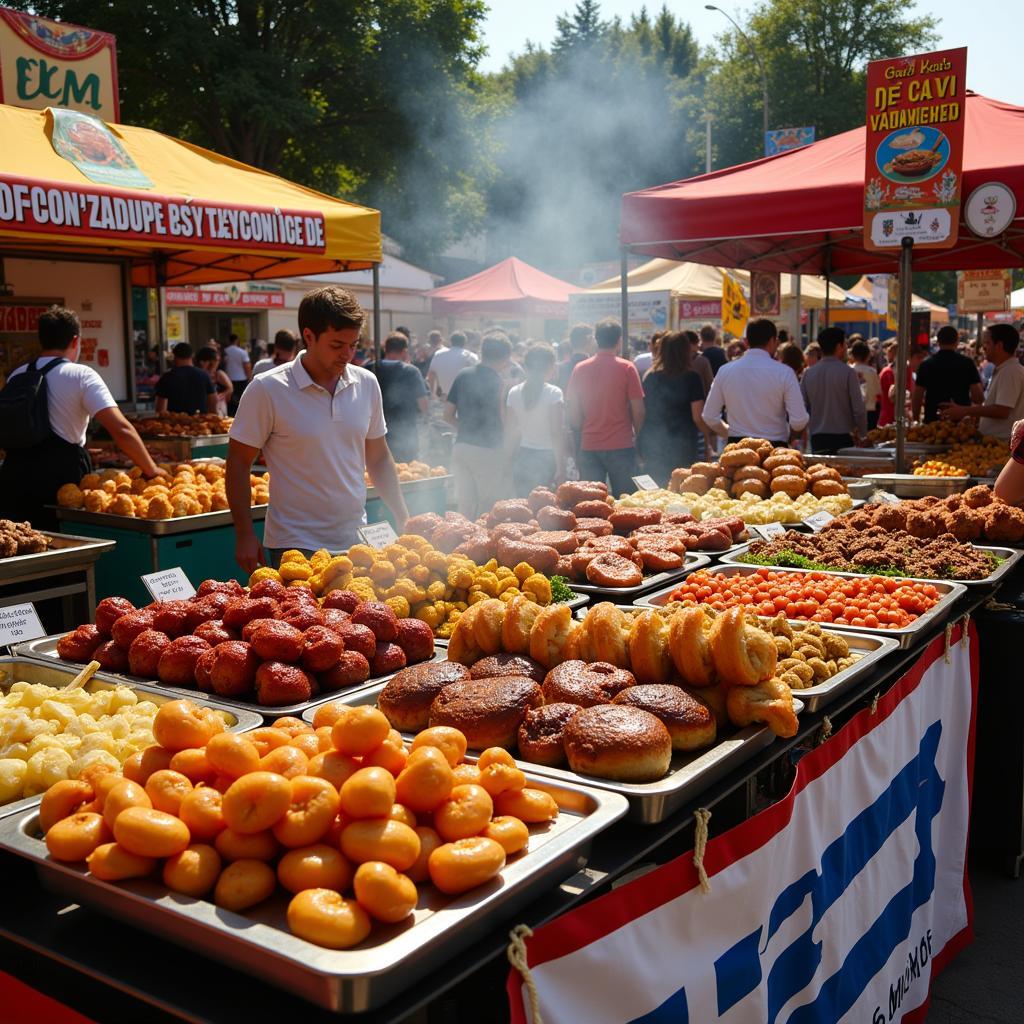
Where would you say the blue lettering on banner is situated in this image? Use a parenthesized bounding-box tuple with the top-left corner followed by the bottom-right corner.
(672, 721, 946, 1021)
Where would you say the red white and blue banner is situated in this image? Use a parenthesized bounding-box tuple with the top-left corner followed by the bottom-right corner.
(509, 623, 977, 1024)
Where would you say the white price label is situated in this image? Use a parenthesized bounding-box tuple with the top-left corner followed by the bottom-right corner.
(751, 522, 787, 541)
(632, 475, 660, 492)
(666, 504, 692, 516)
(142, 567, 196, 602)
(358, 521, 399, 550)
(0, 603, 45, 648)
(803, 510, 835, 533)
(875, 490, 902, 505)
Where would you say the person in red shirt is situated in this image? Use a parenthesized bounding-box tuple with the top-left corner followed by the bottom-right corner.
(877, 339, 897, 427)
(566, 318, 645, 497)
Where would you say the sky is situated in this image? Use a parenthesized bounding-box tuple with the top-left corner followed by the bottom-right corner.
(478, 0, 1023, 107)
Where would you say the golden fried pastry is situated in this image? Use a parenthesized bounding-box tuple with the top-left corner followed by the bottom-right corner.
(732, 479, 769, 499)
(501, 594, 543, 654)
(811, 479, 846, 497)
(733, 466, 770, 485)
(612, 684, 717, 751)
(712, 476, 732, 491)
(770, 475, 807, 497)
(677, 474, 711, 496)
(736, 437, 773, 458)
(542, 660, 635, 707)
(529, 604, 575, 669)
(447, 603, 484, 665)
(686, 681, 729, 729)
(576, 602, 631, 667)
(585, 553, 643, 588)
(726, 675, 799, 738)
(472, 598, 507, 655)
(378, 662, 472, 732)
(720, 447, 761, 468)
(668, 606, 716, 687)
(57, 483, 85, 508)
(688, 462, 722, 481)
(708, 607, 777, 686)
(429, 675, 544, 749)
(763, 453, 803, 473)
(517, 703, 580, 767)
(806, 465, 842, 482)
(627, 609, 673, 684)
(564, 704, 672, 783)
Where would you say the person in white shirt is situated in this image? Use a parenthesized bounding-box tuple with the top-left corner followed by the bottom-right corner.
(227, 287, 409, 572)
(427, 331, 478, 399)
(0, 305, 163, 528)
(252, 329, 298, 376)
(701, 318, 809, 445)
(220, 334, 251, 414)
(505, 344, 567, 495)
(941, 324, 1024, 442)
(849, 337, 882, 430)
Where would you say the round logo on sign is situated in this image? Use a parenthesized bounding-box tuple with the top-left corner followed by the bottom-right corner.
(964, 182, 1017, 238)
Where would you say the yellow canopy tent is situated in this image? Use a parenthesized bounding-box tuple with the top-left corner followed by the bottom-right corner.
(843, 276, 949, 326)
(0, 103, 380, 286)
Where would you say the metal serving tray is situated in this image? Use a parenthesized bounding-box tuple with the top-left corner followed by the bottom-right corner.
(633, 566, 967, 649)
(0, 657, 261, 821)
(1, 781, 627, 1012)
(568, 553, 711, 600)
(306, 682, 800, 826)
(12, 635, 446, 719)
(0, 532, 115, 582)
(719, 543, 1022, 588)
(875, 442, 953, 455)
(863, 473, 970, 498)
(54, 505, 268, 536)
(140, 432, 232, 447)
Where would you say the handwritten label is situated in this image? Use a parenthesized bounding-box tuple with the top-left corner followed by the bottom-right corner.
(0, 603, 45, 648)
(358, 521, 399, 550)
(874, 490, 902, 505)
(632, 475, 660, 492)
(141, 567, 196, 602)
(803, 510, 835, 533)
(751, 522, 787, 541)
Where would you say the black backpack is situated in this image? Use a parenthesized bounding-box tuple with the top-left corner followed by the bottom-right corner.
(0, 357, 64, 450)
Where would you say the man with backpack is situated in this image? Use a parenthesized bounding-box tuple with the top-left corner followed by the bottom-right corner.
(0, 305, 163, 529)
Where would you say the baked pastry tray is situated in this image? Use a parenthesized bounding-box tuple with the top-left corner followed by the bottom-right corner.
(304, 681, 799, 826)
(567, 553, 710, 600)
(0, 657, 261, 822)
(717, 543, 1022, 588)
(1, 782, 627, 1012)
(11, 636, 446, 719)
(633, 566, 967, 649)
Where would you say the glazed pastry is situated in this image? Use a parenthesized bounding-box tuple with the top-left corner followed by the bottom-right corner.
(563, 705, 672, 783)
(726, 675, 799, 738)
(577, 602, 631, 667)
(627, 610, 674, 684)
(720, 447, 760, 468)
(542, 660, 636, 707)
(501, 594, 544, 655)
(447, 603, 484, 665)
(472, 598, 507, 655)
(529, 604, 575, 669)
(612, 684, 717, 751)
(471, 653, 546, 683)
(517, 703, 581, 767)
(429, 675, 544, 749)
(378, 662, 472, 732)
(668, 607, 716, 687)
(708, 607, 777, 686)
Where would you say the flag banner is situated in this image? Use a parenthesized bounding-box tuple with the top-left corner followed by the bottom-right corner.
(508, 624, 976, 1024)
(722, 274, 749, 337)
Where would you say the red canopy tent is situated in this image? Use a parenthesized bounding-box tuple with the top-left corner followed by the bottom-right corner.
(619, 93, 1024, 276)
(429, 257, 578, 317)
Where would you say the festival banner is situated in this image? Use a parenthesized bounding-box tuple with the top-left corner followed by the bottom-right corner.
(863, 47, 967, 253)
(568, 290, 670, 336)
(957, 269, 1011, 314)
(509, 623, 976, 1024)
(750, 271, 781, 316)
(0, 7, 119, 121)
(164, 288, 286, 309)
(722, 274, 749, 337)
(49, 108, 151, 189)
(765, 126, 815, 156)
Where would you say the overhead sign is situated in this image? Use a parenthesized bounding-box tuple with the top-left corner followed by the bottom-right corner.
(0, 7, 119, 121)
(568, 290, 669, 335)
(677, 299, 721, 321)
(50, 107, 151, 189)
(957, 269, 1011, 314)
(863, 47, 967, 252)
(0, 174, 327, 254)
(750, 271, 781, 316)
(165, 288, 286, 309)
(765, 126, 814, 156)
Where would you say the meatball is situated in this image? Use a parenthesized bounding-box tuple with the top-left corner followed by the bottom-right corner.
(95, 596, 135, 638)
(152, 600, 194, 638)
(209, 640, 261, 698)
(301, 625, 344, 674)
(194, 619, 237, 646)
(335, 622, 376, 661)
(351, 601, 399, 642)
(56, 624, 103, 662)
(127, 629, 171, 677)
(250, 620, 305, 663)
(194, 647, 218, 692)
(318, 651, 371, 692)
(249, 578, 288, 601)
(321, 608, 351, 634)
(110, 608, 157, 650)
(394, 618, 435, 664)
(279, 603, 324, 631)
(254, 661, 314, 707)
(196, 579, 245, 599)
(94, 640, 129, 674)
(157, 635, 212, 687)
(183, 596, 225, 632)
(322, 590, 362, 614)
(223, 596, 281, 630)
(370, 641, 407, 677)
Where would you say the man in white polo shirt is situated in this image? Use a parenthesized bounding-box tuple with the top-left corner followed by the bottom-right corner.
(226, 286, 409, 572)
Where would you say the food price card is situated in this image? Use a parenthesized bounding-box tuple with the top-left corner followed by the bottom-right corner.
(0, 603, 45, 648)
(142, 567, 196, 602)
(875, 491, 902, 505)
(803, 511, 835, 533)
(750, 522, 787, 541)
(358, 521, 399, 549)
(666, 504, 691, 516)
(632, 475, 660, 491)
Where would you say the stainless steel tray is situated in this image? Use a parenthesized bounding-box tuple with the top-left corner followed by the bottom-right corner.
(0, 657, 262, 820)
(863, 473, 970, 498)
(366, 474, 452, 500)
(568, 553, 710, 600)
(0, 780, 627, 1012)
(875, 442, 954, 455)
(140, 432, 232, 446)
(775, 634, 898, 712)
(633, 565, 967, 649)
(12, 634, 446, 719)
(307, 682, 800, 825)
(0, 532, 116, 581)
(54, 505, 268, 536)
(719, 542, 1021, 588)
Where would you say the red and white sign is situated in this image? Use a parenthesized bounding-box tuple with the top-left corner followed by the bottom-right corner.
(509, 624, 976, 1024)
(678, 300, 720, 319)
(0, 302, 49, 332)
(0, 174, 326, 254)
(164, 288, 285, 309)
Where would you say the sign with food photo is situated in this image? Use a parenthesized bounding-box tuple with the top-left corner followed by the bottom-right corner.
(49, 107, 152, 188)
(863, 47, 967, 252)
(750, 271, 780, 316)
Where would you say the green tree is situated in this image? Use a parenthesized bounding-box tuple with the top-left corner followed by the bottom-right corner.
(22, 0, 493, 262)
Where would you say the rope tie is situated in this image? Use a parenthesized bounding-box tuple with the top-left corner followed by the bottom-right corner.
(693, 808, 712, 894)
(870, 692, 880, 715)
(944, 623, 953, 664)
(507, 924, 543, 1024)
(818, 715, 833, 745)
(960, 612, 971, 648)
